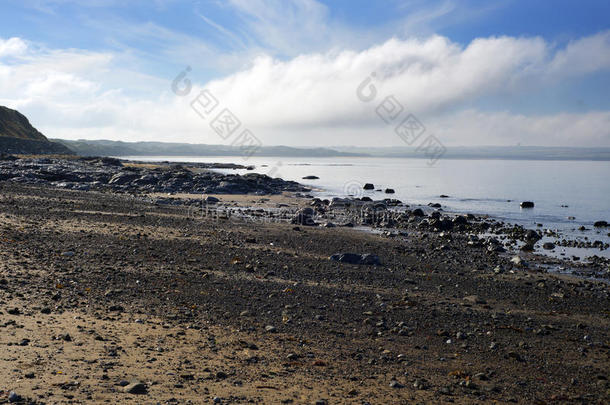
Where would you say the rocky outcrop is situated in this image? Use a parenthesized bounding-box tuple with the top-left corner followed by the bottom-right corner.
(0, 106, 73, 155)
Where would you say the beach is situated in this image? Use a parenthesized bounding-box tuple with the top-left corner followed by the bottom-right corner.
(0, 167, 609, 403)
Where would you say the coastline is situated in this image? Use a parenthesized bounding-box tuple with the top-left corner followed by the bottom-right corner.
(0, 155, 609, 403)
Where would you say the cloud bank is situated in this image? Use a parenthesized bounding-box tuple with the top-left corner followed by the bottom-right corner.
(1, 31, 610, 147)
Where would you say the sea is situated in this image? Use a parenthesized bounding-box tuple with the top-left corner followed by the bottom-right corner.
(120, 156, 610, 261)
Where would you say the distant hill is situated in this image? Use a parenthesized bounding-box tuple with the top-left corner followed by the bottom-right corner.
(0, 106, 73, 155)
(334, 146, 610, 161)
(52, 139, 367, 158)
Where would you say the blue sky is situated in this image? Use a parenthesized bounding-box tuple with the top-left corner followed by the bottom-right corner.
(1, 0, 609, 146)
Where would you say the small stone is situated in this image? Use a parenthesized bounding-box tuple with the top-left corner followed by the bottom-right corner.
(7, 307, 21, 315)
(124, 381, 147, 394)
(389, 380, 403, 388)
(8, 391, 21, 403)
(265, 325, 277, 333)
(413, 379, 428, 390)
(542, 242, 555, 250)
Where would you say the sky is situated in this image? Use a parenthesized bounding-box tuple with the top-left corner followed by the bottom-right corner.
(1, 0, 610, 147)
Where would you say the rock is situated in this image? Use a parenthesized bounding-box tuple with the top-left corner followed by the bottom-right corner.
(302, 175, 319, 180)
(108, 172, 140, 185)
(452, 215, 468, 225)
(363, 183, 375, 190)
(384, 188, 395, 194)
(439, 194, 449, 198)
(413, 379, 428, 390)
(524, 229, 541, 241)
(360, 254, 382, 266)
(330, 253, 381, 266)
(323, 222, 335, 228)
(594, 220, 608, 227)
(124, 381, 148, 394)
(510, 256, 527, 267)
(204, 196, 220, 204)
(389, 380, 404, 388)
(520, 201, 535, 208)
(330, 253, 362, 264)
(542, 242, 555, 250)
(411, 208, 424, 217)
(60, 251, 75, 257)
(291, 207, 316, 226)
(265, 325, 277, 333)
(7, 307, 21, 315)
(8, 392, 21, 403)
(520, 243, 535, 251)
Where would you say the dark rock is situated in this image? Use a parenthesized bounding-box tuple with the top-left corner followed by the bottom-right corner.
(363, 183, 375, 190)
(411, 208, 424, 217)
(204, 196, 220, 204)
(302, 175, 319, 180)
(593, 220, 608, 227)
(384, 188, 395, 194)
(330, 253, 381, 266)
(524, 230, 541, 241)
(520, 201, 535, 208)
(7, 307, 21, 315)
(291, 207, 316, 226)
(8, 391, 21, 403)
(542, 242, 555, 250)
(520, 243, 535, 252)
(360, 254, 382, 265)
(108, 172, 140, 185)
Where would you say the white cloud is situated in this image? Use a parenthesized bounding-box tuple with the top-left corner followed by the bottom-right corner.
(0, 37, 28, 57)
(1, 31, 610, 147)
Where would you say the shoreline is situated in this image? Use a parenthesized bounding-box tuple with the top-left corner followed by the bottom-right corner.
(1, 154, 608, 281)
(0, 181, 608, 404)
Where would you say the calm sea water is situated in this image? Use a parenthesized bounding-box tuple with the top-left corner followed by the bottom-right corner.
(121, 156, 610, 258)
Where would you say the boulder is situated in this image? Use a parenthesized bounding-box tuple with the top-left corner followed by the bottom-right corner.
(520, 201, 535, 208)
(363, 183, 375, 190)
(593, 220, 608, 227)
(384, 188, 395, 194)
